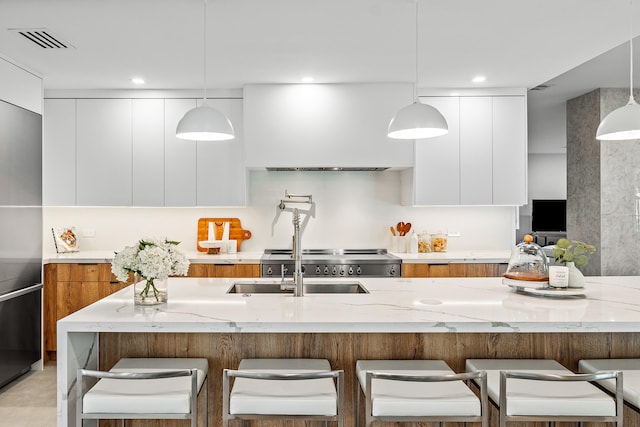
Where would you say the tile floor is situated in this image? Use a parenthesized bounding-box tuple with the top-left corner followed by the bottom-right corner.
(0, 363, 56, 427)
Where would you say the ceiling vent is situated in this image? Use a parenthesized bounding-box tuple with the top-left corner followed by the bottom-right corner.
(10, 28, 73, 49)
(530, 84, 551, 91)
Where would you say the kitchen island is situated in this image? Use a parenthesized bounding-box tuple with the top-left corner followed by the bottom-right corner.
(57, 276, 640, 426)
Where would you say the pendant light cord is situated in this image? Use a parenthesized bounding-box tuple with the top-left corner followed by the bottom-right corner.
(630, 0, 635, 103)
(203, 0, 208, 103)
(414, 0, 419, 102)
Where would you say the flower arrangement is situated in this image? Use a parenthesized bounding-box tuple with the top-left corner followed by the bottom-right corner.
(112, 238, 190, 303)
(552, 238, 596, 268)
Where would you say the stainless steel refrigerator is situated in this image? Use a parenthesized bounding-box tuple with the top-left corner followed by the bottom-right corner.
(0, 98, 42, 388)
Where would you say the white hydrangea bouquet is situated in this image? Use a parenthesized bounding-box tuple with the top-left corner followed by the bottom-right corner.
(112, 238, 190, 304)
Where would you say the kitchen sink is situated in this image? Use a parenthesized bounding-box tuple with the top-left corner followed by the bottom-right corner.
(226, 280, 369, 294)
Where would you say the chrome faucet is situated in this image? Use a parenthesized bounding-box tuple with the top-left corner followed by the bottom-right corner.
(278, 191, 313, 297)
(280, 208, 304, 296)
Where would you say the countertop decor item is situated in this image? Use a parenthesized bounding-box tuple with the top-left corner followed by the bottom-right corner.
(52, 226, 79, 253)
(197, 218, 252, 253)
(111, 238, 190, 305)
(552, 238, 595, 288)
(551, 238, 596, 268)
(387, 0, 448, 139)
(502, 234, 549, 288)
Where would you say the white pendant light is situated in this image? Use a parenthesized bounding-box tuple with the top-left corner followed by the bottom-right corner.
(596, 0, 640, 141)
(388, 0, 448, 140)
(176, 0, 234, 141)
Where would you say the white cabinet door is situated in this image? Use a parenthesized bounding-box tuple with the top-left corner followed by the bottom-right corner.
(196, 98, 246, 206)
(43, 99, 76, 206)
(460, 97, 492, 204)
(493, 96, 527, 205)
(412, 97, 460, 205)
(164, 99, 197, 206)
(76, 99, 132, 206)
(132, 99, 164, 206)
(0, 57, 42, 114)
(244, 83, 413, 168)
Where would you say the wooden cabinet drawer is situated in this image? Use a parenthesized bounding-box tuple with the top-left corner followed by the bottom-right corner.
(56, 263, 114, 282)
(402, 263, 507, 278)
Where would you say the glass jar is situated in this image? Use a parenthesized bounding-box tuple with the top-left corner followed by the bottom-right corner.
(417, 232, 431, 253)
(503, 234, 549, 284)
(432, 232, 447, 252)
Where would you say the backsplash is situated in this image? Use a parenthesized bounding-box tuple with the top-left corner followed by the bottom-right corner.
(43, 170, 517, 254)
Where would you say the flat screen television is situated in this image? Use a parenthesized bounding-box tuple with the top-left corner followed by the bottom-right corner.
(532, 199, 566, 232)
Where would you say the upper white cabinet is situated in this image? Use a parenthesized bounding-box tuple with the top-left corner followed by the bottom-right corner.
(403, 93, 527, 206)
(409, 97, 461, 205)
(43, 99, 76, 206)
(0, 57, 42, 114)
(43, 97, 246, 207)
(196, 98, 246, 206)
(492, 96, 527, 205)
(133, 99, 165, 206)
(76, 99, 132, 206)
(164, 99, 197, 206)
(243, 83, 414, 168)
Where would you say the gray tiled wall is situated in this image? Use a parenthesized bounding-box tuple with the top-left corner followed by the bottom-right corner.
(567, 88, 640, 276)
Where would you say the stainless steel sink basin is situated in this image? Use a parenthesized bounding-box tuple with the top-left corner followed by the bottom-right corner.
(226, 280, 369, 294)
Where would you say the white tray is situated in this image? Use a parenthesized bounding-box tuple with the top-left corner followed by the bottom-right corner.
(507, 283, 586, 298)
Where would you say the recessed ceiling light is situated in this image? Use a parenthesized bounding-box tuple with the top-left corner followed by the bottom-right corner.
(131, 77, 145, 85)
(301, 76, 314, 83)
(472, 75, 486, 83)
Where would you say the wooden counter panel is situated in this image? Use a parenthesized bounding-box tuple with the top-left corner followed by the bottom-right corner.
(100, 331, 640, 427)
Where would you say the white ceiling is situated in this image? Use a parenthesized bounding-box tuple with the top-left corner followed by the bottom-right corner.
(2, 0, 640, 154)
(1, 0, 638, 92)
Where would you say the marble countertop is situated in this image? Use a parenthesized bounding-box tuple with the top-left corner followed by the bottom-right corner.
(43, 250, 510, 265)
(57, 276, 640, 334)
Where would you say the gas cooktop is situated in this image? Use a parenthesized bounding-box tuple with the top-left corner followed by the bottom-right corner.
(260, 249, 401, 278)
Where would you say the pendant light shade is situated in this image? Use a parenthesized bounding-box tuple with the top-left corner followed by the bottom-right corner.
(388, 0, 448, 140)
(596, 0, 640, 141)
(176, 104, 234, 141)
(388, 101, 448, 139)
(596, 99, 640, 140)
(176, 0, 235, 141)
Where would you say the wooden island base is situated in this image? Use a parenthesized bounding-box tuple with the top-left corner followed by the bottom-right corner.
(99, 331, 640, 427)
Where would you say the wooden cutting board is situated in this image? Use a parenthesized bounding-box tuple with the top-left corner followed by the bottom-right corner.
(196, 218, 252, 253)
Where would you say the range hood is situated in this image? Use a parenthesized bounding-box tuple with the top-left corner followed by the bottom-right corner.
(266, 167, 389, 172)
(243, 83, 414, 170)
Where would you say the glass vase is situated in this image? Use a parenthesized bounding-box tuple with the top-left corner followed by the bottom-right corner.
(133, 274, 168, 305)
(566, 261, 585, 288)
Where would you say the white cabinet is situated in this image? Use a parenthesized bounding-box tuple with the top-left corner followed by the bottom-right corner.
(43, 97, 247, 207)
(43, 99, 76, 206)
(403, 94, 527, 206)
(460, 97, 493, 204)
(196, 99, 246, 206)
(492, 96, 527, 205)
(164, 99, 197, 206)
(76, 99, 132, 206)
(410, 97, 461, 205)
(244, 83, 413, 169)
(133, 99, 165, 206)
(0, 57, 42, 114)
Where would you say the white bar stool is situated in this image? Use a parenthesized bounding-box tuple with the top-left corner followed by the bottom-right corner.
(77, 357, 209, 427)
(222, 358, 344, 426)
(466, 359, 623, 427)
(355, 359, 488, 427)
(579, 358, 640, 409)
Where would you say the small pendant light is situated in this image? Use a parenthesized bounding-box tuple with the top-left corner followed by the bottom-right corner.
(596, 0, 640, 140)
(176, 0, 234, 141)
(388, 0, 448, 140)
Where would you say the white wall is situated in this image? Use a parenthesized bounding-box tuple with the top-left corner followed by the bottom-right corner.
(43, 170, 516, 254)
